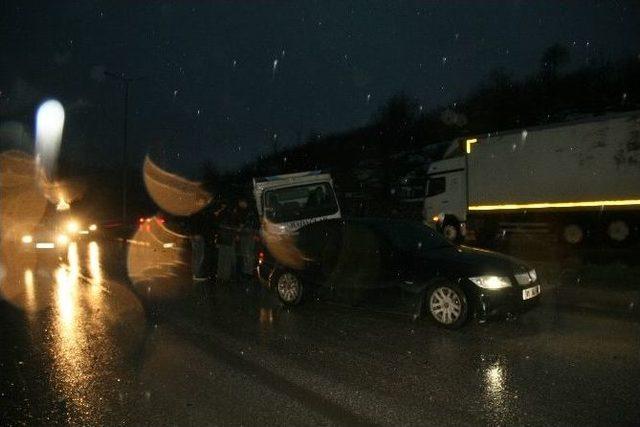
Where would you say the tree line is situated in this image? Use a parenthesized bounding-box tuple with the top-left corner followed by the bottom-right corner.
(207, 44, 640, 216)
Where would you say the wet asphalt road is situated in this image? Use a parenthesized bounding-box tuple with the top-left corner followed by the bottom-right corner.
(1, 238, 639, 426)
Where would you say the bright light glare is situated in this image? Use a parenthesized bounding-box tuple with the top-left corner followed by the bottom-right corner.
(57, 234, 69, 245)
(469, 275, 511, 289)
(35, 100, 65, 176)
(88, 241, 102, 286)
(66, 221, 79, 233)
(37, 100, 65, 139)
(89, 224, 97, 231)
(56, 198, 70, 211)
(21, 235, 33, 244)
(24, 269, 36, 313)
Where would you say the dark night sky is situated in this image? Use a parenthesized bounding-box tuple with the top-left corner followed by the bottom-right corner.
(1, 0, 639, 177)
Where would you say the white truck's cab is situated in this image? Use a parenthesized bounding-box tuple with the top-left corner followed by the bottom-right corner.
(423, 155, 467, 242)
(253, 171, 341, 234)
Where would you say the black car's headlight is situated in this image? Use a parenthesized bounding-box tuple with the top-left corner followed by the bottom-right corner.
(469, 275, 512, 289)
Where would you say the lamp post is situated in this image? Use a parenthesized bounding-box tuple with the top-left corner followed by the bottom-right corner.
(104, 71, 143, 225)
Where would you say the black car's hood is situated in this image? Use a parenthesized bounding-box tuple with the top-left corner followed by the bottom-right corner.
(419, 245, 530, 277)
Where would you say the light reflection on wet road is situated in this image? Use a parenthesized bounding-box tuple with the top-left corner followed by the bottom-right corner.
(0, 238, 639, 426)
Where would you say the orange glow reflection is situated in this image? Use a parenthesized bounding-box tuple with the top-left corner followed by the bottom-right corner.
(260, 219, 308, 270)
(143, 156, 212, 216)
(127, 218, 193, 301)
(259, 307, 274, 326)
(87, 241, 103, 302)
(24, 269, 35, 313)
(55, 266, 76, 328)
(52, 251, 95, 422)
(67, 242, 80, 278)
(88, 242, 102, 282)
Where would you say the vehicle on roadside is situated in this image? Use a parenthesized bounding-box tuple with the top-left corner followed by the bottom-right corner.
(19, 215, 98, 251)
(424, 111, 640, 245)
(253, 170, 341, 233)
(252, 170, 342, 282)
(256, 218, 541, 328)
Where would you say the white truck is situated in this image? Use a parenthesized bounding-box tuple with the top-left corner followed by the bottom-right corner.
(253, 171, 342, 233)
(423, 111, 640, 245)
(252, 171, 342, 290)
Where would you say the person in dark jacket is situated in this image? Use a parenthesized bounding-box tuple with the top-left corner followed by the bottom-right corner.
(189, 201, 224, 281)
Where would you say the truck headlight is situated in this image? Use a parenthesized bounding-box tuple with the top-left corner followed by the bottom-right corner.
(469, 275, 512, 289)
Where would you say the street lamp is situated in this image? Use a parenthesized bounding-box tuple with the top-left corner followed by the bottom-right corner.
(104, 71, 143, 225)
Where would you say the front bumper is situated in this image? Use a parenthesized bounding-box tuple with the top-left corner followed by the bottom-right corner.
(474, 282, 542, 318)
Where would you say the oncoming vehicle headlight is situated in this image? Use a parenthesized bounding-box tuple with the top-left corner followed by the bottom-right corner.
(89, 224, 97, 231)
(22, 235, 33, 244)
(57, 234, 70, 245)
(66, 220, 80, 234)
(469, 275, 512, 289)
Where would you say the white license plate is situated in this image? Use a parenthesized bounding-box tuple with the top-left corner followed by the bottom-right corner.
(522, 285, 541, 300)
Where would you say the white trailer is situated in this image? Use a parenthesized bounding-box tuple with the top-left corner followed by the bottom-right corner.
(423, 111, 640, 244)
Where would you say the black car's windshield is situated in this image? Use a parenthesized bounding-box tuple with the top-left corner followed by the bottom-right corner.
(367, 220, 453, 252)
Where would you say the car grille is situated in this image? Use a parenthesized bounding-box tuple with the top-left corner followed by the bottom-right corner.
(514, 269, 537, 286)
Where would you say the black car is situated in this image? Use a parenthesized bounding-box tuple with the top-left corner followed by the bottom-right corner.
(257, 218, 541, 328)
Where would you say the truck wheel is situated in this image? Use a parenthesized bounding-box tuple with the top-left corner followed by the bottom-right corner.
(606, 220, 631, 244)
(442, 220, 462, 244)
(561, 224, 584, 245)
(275, 271, 304, 306)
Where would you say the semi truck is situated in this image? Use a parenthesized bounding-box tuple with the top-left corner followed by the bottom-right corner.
(423, 111, 640, 245)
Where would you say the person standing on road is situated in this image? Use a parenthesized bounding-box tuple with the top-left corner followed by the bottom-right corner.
(190, 202, 224, 281)
(207, 201, 226, 282)
(216, 208, 236, 283)
(189, 208, 208, 281)
(232, 199, 249, 280)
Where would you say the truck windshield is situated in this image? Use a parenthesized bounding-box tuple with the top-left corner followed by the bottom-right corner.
(264, 183, 339, 223)
(426, 177, 446, 197)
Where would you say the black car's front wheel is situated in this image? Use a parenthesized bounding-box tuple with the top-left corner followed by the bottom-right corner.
(274, 271, 304, 306)
(425, 281, 468, 329)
